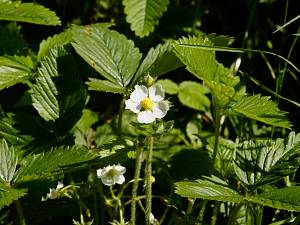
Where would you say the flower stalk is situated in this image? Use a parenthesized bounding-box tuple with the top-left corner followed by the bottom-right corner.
(145, 136, 154, 225)
(15, 200, 26, 225)
(130, 145, 144, 225)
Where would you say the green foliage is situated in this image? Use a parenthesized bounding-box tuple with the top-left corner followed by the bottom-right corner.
(175, 176, 243, 203)
(0, 2, 61, 25)
(247, 186, 300, 212)
(123, 0, 169, 37)
(229, 95, 291, 128)
(0, 56, 34, 90)
(234, 136, 300, 189)
(157, 79, 178, 95)
(178, 81, 210, 111)
(13, 145, 97, 184)
(72, 24, 142, 87)
(86, 78, 126, 94)
(134, 41, 182, 83)
(0, 183, 27, 208)
(0, 139, 17, 183)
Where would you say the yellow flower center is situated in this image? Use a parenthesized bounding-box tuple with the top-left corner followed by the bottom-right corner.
(107, 169, 117, 177)
(141, 97, 153, 111)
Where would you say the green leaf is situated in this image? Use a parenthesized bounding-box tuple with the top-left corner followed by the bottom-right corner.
(175, 176, 243, 203)
(157, 79, 178, 95)
(247, 186, 300, 212)
(174, 36, 216, 82)
(227, 203, 255, 225)
(0, 2, 61, 25)
(230, 95, 291, 128)
(0, 139, 17, 183)
(31, 46, 86, 127)
(0, 56, 33, 90)
(72, 24, 142, 87)
(134, 41, 183, 83)
(14, 145, 97, 184)
(234, 138, 300, 189)
(178, 81, 210, 111)
(0, 114, 32, 146)
(86, 78, 126, 94)
(0, 183, 27, 208)
(123, 0, 169, 37)
(0, 22, 28, 55)
(38, 30, 73, 61)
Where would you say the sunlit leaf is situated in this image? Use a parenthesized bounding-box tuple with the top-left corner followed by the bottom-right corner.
(86, 78, 126, 94)
(72, 24, 142, 87)
(157, 79, 178, 95)
(0, 2, 61, 25)
(0, 183, 27, 208)
(229, 95, 291, 128)
(123, 0, 169, 37)
(0, 139, 17, 183)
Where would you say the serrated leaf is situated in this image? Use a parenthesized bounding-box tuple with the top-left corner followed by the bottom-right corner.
(234, 138, 300, 189)
(174, 36, 216, 82)
(157, 79, 178, 95)
(0, 139, 17, 183)
(72, 24, 142, 87)
(178, 81, 210, 111)
(14, 145, 97, 183)
(206, 80, 236, 107)
(230, 95, 291, 128)
(134, 41, 183, 83)
(123, 0, 169, 37)
(0, 2, 61, 25)
(38, 30, 73, 61)
(247, 186, 300, 212)
(0, 183, 27, 208)
(0, 56, 33, 90)
(31, 46, 86, 126)
(86, 78, 126, 94)
(175, 177, 243, 203)
(207, 33, 234, 47)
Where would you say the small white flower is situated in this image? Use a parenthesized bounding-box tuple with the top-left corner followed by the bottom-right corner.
(96, 164, 126, 186)
(125, 84, 170, 124)
(150, 213, 157, 224)
(42, 181, 64, 201)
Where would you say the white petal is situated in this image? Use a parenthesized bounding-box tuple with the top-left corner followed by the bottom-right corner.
(114, 174, 125, 185)
(152, 101, 169, 119)
(101, 176, 114, 186)
(96, 168, 103, 178)
(56, 181, 64, 190)
(48, 189, 59, 199)
(137, 111, 156, 123)
(125, 99, 141, 113)
(149, 84, 165, 102)
(150, 213, 155, 224)
(114, 164, 126, 175)
(130, 85, 148, 102)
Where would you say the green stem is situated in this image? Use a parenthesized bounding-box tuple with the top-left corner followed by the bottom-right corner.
(197, 200, 208, 222)
(118, 96, 125, 137)
(131, 145, 144, 225)
(211, 201, 220, 225)
(211, 103, 221, 172)
(15, 200, 26, 225)
(145, 136, 154, 225)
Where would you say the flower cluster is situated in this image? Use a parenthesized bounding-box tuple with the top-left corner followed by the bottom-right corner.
(125, 84, 170, 123)
(41, 181, 64, 201)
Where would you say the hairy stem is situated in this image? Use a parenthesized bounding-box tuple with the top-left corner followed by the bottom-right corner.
(211, 103, 221, 172)
(131, 145, 144, 225)
(15, 200, 26, 225)
(145, 136, 154, 225)
(211, 201, 220, 225)
(118, 96, 125, 137)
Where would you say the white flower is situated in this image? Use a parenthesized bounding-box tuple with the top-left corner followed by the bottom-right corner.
(125, 84, 170, 124)
(150, 213, 157, 224)
(96, 164, 126, 186)
(42, 181, 64, 201)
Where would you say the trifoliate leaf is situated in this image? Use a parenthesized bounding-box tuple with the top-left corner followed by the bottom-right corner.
(229, 95, 291, 128)
(123, 0, 169, 37)
(0, 139, 17, 183)
(72, 24, 142, 87)
(0, 2, 61, 25)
